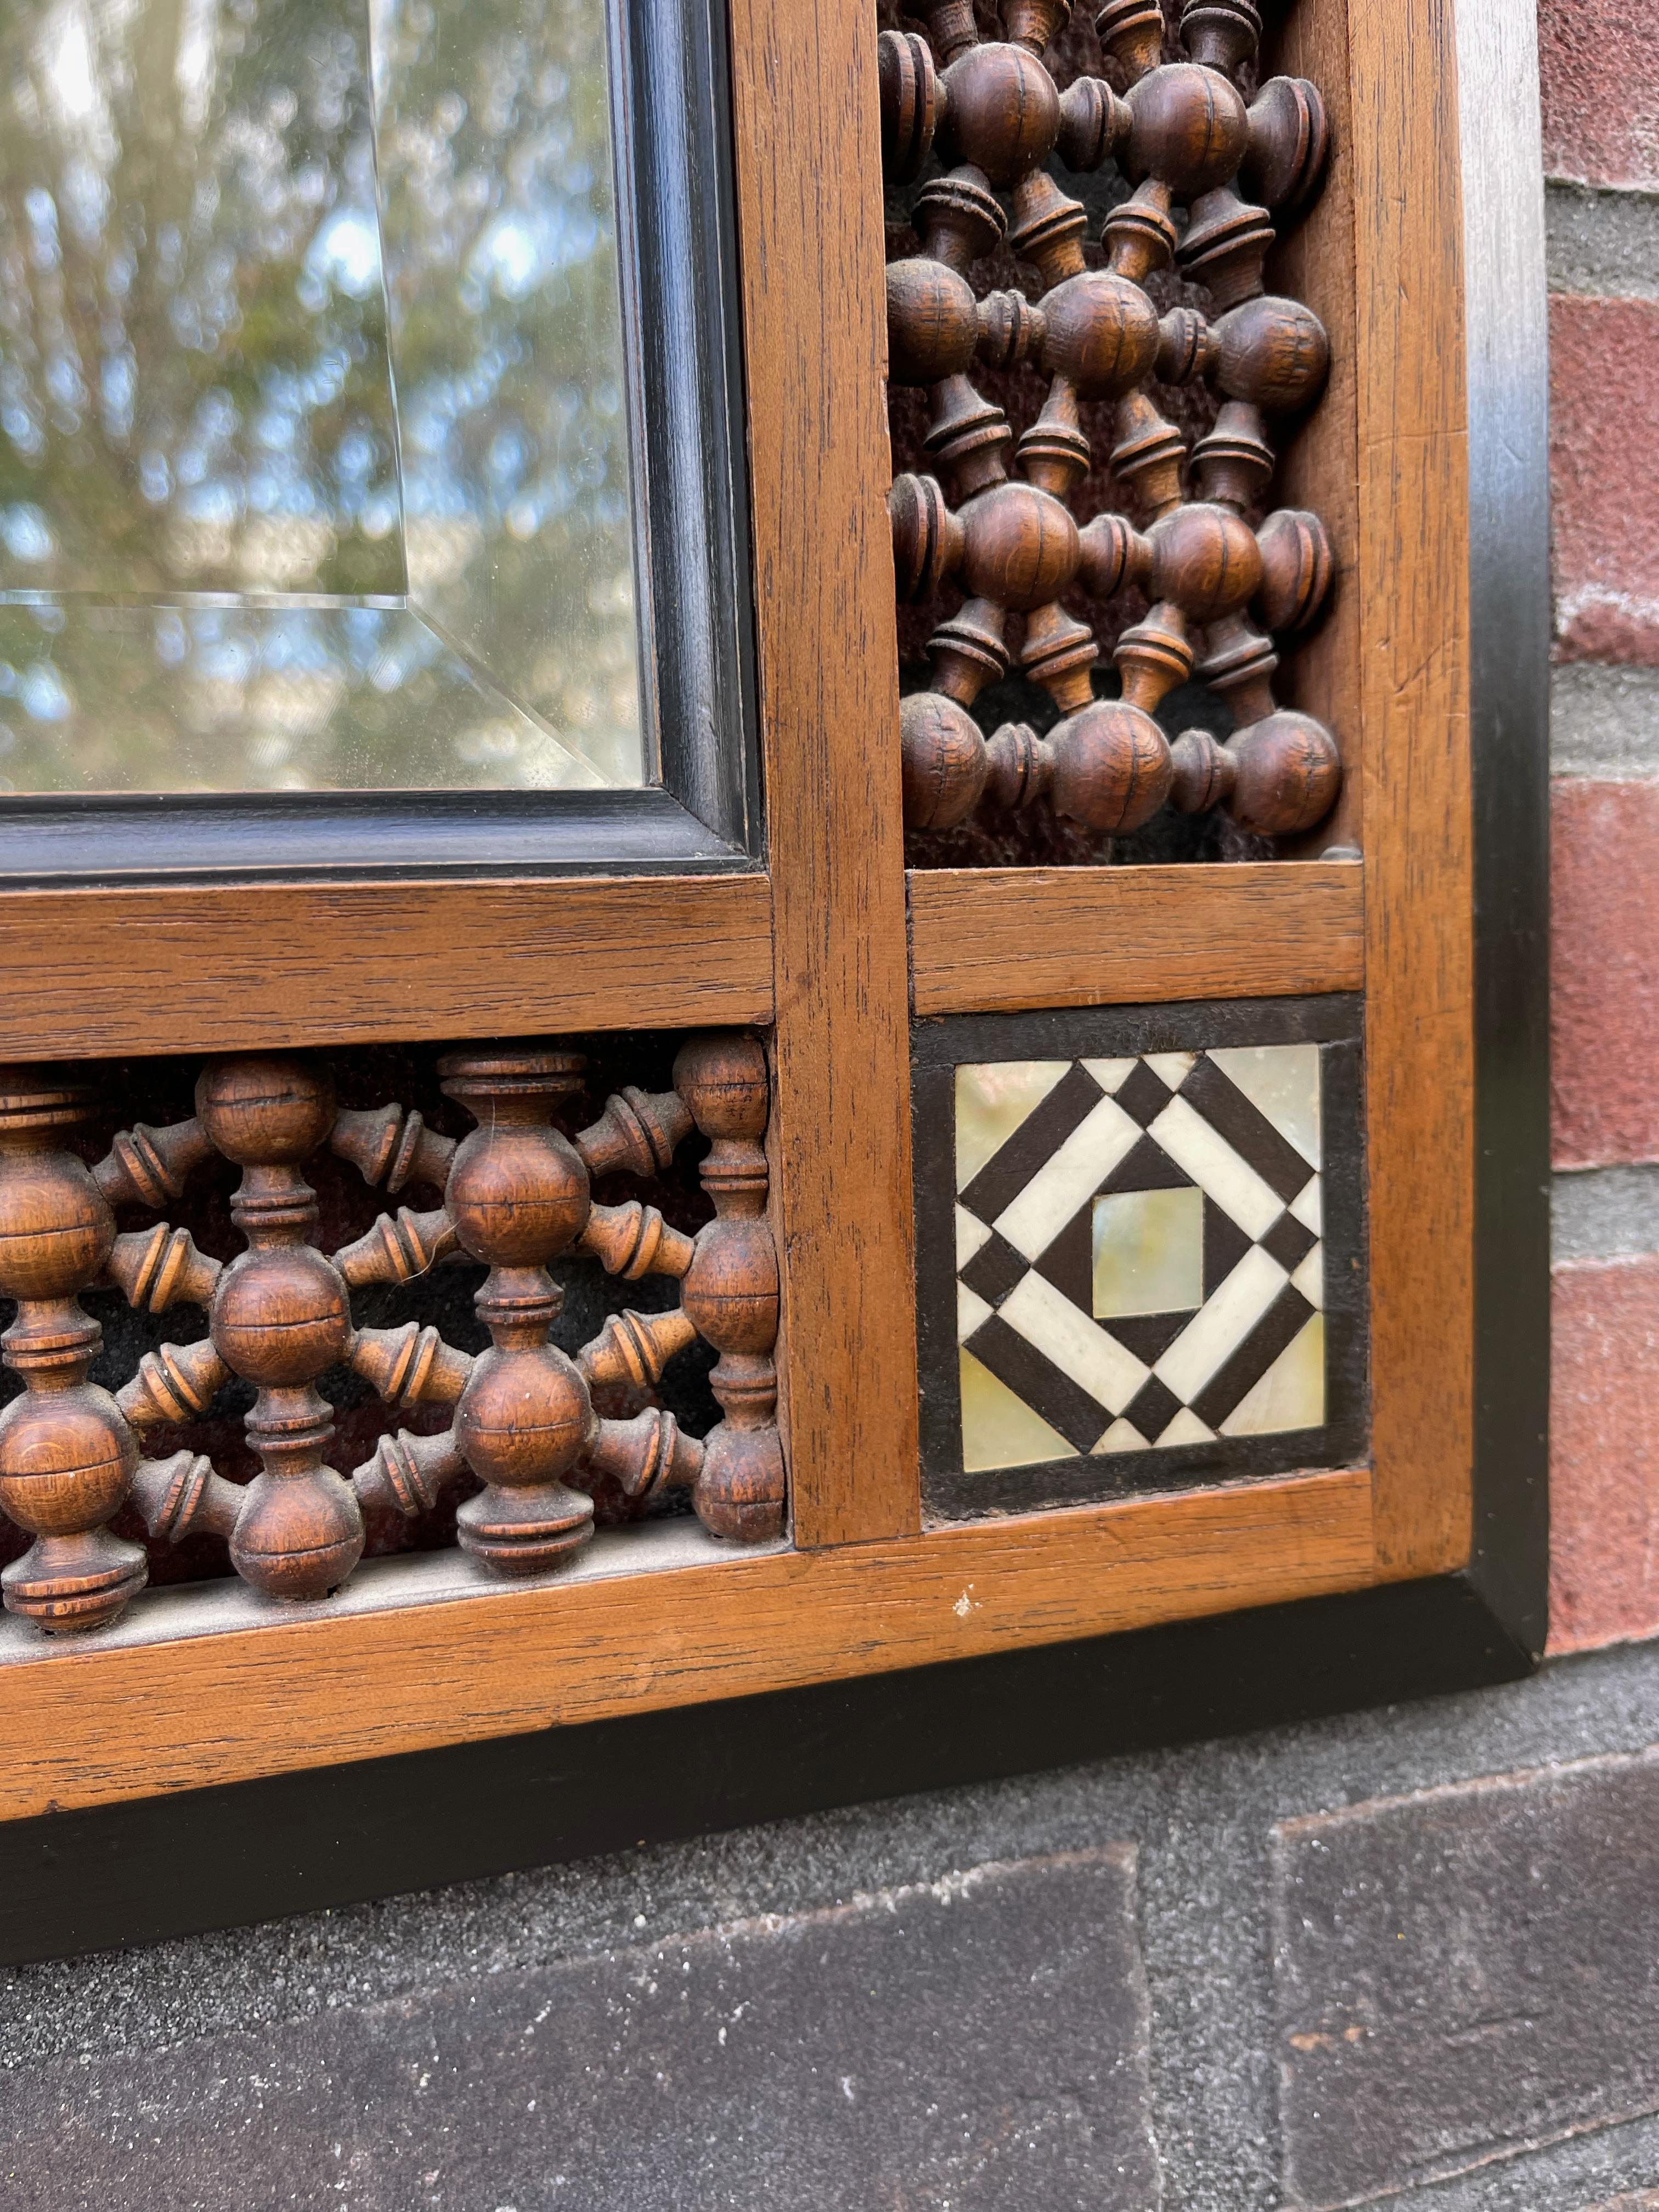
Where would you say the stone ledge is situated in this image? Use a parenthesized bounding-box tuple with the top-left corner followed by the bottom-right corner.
(0, 1847, 1155, 2212)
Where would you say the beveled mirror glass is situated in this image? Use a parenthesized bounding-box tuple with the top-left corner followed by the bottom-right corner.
(0, 0, 643, 794)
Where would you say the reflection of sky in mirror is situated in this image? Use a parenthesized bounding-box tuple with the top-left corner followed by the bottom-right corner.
(0, 0, 643, 793)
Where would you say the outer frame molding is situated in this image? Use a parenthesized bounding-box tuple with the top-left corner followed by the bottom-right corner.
(0, 0, 1550, 1961)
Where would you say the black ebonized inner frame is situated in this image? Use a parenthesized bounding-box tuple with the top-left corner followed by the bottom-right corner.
(0, 0, 760, 887)
(912, 997, 1368, 1519)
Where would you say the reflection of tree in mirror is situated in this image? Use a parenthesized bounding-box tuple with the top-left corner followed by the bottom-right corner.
(0, 0, 643, 793)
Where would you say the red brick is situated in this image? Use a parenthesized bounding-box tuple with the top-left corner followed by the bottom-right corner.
(1550, 296, 1659, 664)
(1552, 780, 1659, 1168)
(1550, 1255, 1659, 1654)
(1541, 0, 1659, 188)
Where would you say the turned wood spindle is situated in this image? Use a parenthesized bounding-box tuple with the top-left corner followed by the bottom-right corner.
(439, 1048, 599, 1578)
(672, 1034, 785, 1543)
(0, 1068, 147, 1634)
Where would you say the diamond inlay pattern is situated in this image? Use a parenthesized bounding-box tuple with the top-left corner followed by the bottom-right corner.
(955, 1043, 1325, 1472)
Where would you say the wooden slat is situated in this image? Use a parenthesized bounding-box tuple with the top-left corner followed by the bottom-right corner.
(0, 873, 774, 1056)
(909, 862, 1363, 1015)
(1268, 0, 1364, 860)
(0, 1468, 1372, 1820)
(729, 0, 921, 1545)
(1350, 0, 1474, 1576)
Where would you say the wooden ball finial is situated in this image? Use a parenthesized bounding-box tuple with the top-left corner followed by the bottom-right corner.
(1125, 63, 1249, 195)
(1047, 701, 1173, 831)
(1228, 709, 1342, 834)
(939, 42, 1062, 185)
(901, 692, 989, 829)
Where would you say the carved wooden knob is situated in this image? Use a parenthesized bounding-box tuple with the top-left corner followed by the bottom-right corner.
(1256, 506, 1334, 634)
(696, 1415, 787, 1544)
(1215, 296, 1330, 412)
(444, 1066, 592, 1265)
(229, 1453, 364, 1604)
(1048, 701, 1173, 831)
(1169, 726, 1237, 813)
(878, 28, 940, 182)
(890, 472, 963, 603)
(900, 692, 988, 829)
(0, 1386, 140, 1633)
(959, 481, 1080, 610)
(938, 42, 1061, 185)
(1228, 709, 1343, 835)
(454, 1342, 595, 1577)
(1244, 76, 1329, 212)
(1057, 74, 1128, 171)
(1125, 63, 1249, 194)
(212, 1248, 350, 1385)
(672, 1033, 769, 1139)
(196, 1054, 335, 1166)
(1040, 272, 1160, 399)
(1146, 501, 1263, 620)
(886, 258, 980, 388)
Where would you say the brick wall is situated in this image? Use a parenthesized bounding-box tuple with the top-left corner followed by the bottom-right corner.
(1545, 0, 1659, 1650)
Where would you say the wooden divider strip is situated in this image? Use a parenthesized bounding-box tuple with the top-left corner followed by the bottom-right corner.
(729, 0, 922, 1544)
(909, 862, 1364, 1015)
(0, 873, 775, 1055)
(1349, 0, 1475, 1576)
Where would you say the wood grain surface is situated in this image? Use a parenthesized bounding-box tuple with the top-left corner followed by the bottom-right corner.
(730, 0, 922, 1545)
(0, 874, 774, 1056)
(1268, 0, 1364, 859)
(909, 861, 1364, 1014)
(0, 1466, 1373, 1820)
(1349, 0, 1475, 1576)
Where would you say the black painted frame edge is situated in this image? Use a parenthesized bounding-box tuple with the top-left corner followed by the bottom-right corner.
(0, 0, 1552, 1964)
(1457, 0, 1552, 1661)
(909, 997, 1369, 1519)
(0, 1575, 1531, 1967)
(0, 0, 760, 888)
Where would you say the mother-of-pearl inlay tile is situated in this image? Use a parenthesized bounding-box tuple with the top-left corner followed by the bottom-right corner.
(944, 1036, 1347, 1482)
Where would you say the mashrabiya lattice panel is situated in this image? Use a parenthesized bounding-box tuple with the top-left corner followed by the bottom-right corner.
(954, 1041, 1326, 1470)
(883, 0, 1343, 845)
(0, 1034, 783, 1640)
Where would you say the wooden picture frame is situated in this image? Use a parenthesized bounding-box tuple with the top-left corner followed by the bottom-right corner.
(0, 0, 1549, 1962)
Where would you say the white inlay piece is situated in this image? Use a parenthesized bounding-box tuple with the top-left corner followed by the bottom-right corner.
(956, 1205, 993, 1269)
(960, 1348, 1077, 1470)
(1080, 1057, 1136, 1093)
(1209, 1043, 1322, 1165)
(994, 1094, 1140, 1259)
(1220, 1314, 1325, 1435)
(1291, 1243, 1324, 1309)
(1154, 1244, 1289, 1399)
(1093, 1417, 1150, 1454)
(1000, 1268, 1149, 1413)
(1143, 1051, 1197, 1089)
(1156, 1407, 1216, 1447)
(1147, 1094, 1284, 1238)
(955, 1061, 1070, 1188)
(958, 1282, 995, 1344)
(1092, 1186, 1204, 1318)
(1290, 1178, 1323, 1234)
